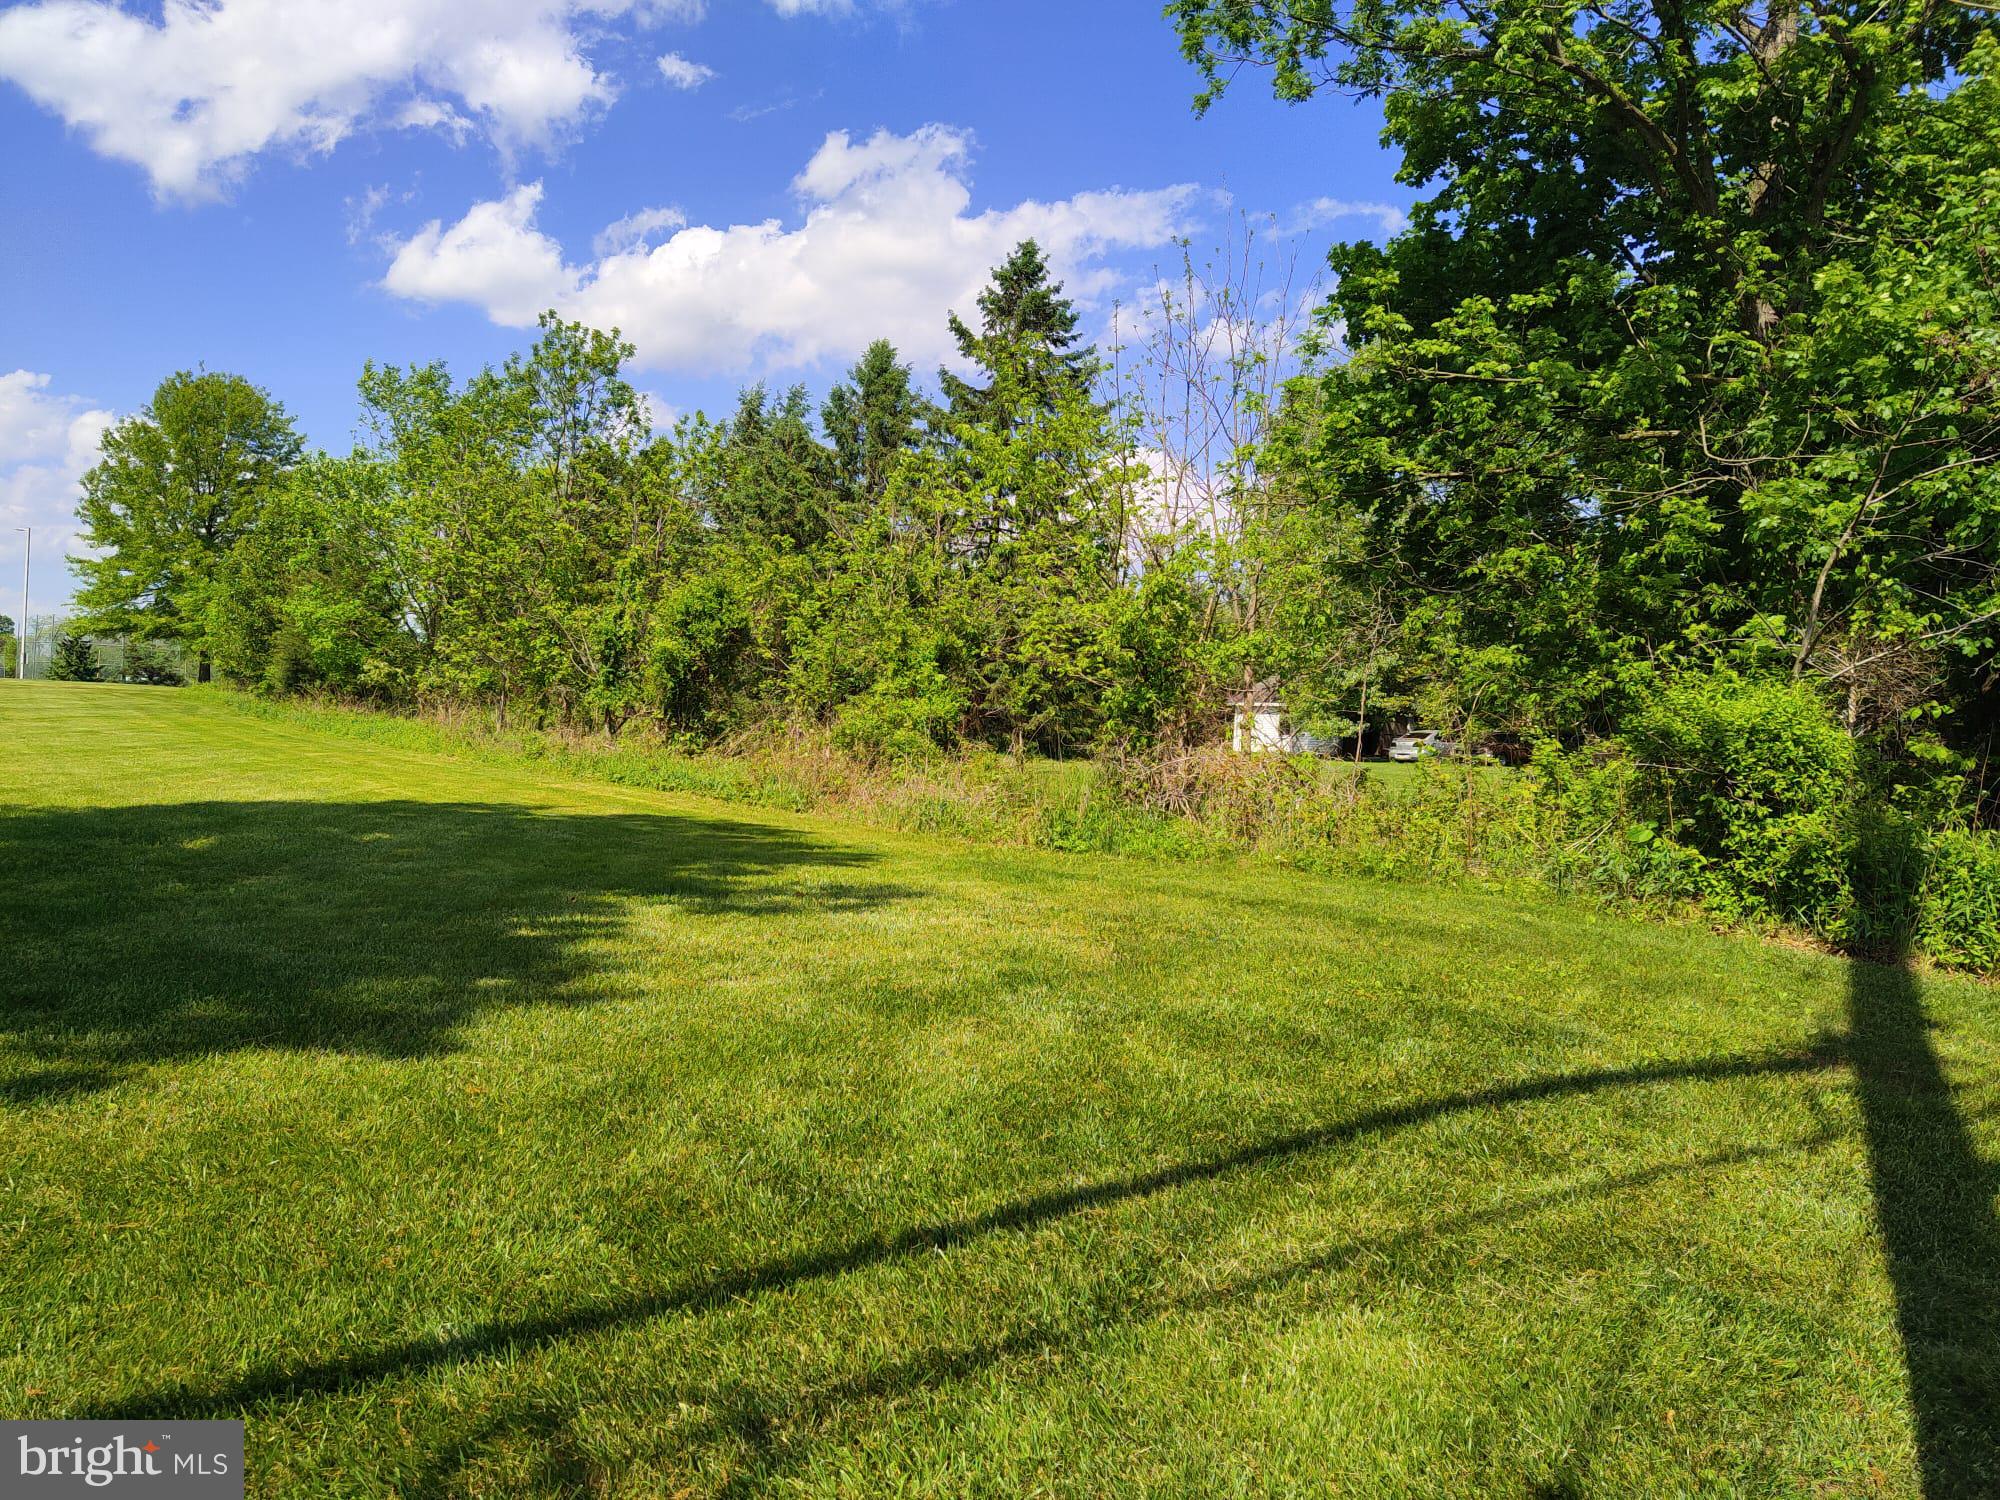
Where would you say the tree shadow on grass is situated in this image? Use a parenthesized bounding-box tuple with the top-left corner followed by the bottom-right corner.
(1849, 950, 2000, 1498)
(0, 798, 908, 1099)
(369, 994, 1994, 1499)
(91, 1038, 1840, 1423)
(1843, 809, 2000, 1497)
(394, 1135, 1835, 1499)
(685, 1134, 1839, 1500)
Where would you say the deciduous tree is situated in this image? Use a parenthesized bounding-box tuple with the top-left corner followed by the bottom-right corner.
(73, 371, 301, 681)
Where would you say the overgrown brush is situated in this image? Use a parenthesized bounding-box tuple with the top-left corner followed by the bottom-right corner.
(1099, 738, 1692, 897)
(218, 679, 1999, 975)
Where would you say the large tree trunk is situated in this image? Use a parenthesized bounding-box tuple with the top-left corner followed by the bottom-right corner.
(197, 656, 212, 684)
(1741, 2, 1802, 339)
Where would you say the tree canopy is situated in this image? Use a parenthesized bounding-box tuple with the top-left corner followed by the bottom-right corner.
(88, 250, 1186, 758)
(72, 370, 302, 681)
(1173, 0, 2000, 777)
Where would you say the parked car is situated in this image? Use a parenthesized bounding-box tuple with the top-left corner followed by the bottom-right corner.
(1475, 735, 1536, 767)
(1387, 730, 1456, 762)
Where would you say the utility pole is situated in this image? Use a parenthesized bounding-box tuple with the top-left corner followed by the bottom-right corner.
(13, 527, 26, 681)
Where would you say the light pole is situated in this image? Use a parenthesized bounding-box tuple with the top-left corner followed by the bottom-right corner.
(14, 527, 27, 681)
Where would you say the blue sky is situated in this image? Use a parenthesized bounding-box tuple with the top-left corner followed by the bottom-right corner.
(0, 0, 1407, 619)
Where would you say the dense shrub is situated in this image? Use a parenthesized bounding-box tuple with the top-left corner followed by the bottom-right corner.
(1914, 830, 2000, 972)
(1624, 676, 1858, 931)
(1098, 678, 1995, 974)
(830, 661, 964, 765)
(1615, 673, 2000, 969)
(1522, 744, 1704, 901)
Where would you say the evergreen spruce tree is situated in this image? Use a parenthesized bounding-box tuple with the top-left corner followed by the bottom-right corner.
(822, 340, 922, 508)
(940, 241, 1096, 426)
(708, 384, 842, 546)
(46, 634, 103, 682)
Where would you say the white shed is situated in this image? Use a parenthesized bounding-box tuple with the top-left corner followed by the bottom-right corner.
(1229, 681, 1285, 754)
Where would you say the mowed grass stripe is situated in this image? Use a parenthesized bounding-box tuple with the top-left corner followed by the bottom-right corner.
(1, 680, 1994, 1497)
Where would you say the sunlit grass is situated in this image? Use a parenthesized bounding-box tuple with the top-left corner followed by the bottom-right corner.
(2, 679, 1995, 1497)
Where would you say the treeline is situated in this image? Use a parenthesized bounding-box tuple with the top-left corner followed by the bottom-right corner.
(63, 3, 2000, 963)
(72, 243, 1221, 761)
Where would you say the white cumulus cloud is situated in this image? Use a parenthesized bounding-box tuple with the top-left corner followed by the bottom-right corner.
(593, 204, 689, 257)
(381, 124, 1202, 374)
(383, 183, 581, 324)
(0, 372, 115, 620)
(656, 52, 716, 90)
(0, 0, 899, 198)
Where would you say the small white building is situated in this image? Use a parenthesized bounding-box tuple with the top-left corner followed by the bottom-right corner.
(1229, 680, 1285, 754)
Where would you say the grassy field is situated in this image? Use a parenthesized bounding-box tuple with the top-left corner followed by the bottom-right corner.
(3, 681, 1998, 1498)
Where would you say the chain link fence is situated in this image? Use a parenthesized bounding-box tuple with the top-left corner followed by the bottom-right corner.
(5, 617, 195, 683)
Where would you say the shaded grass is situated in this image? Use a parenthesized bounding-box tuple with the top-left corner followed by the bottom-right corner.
(3, 680, 1998, 1497)
(1848, 954, 2000, 1493)
(3, 796, 902, 1087)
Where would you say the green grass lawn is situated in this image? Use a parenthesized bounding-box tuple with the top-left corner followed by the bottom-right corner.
(4, 681, 1998, 1498)
(1357, 756, 1516, 793)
